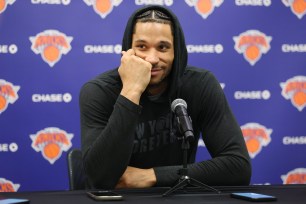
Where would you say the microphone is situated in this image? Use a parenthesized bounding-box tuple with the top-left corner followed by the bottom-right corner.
(171, 99, 194, 140)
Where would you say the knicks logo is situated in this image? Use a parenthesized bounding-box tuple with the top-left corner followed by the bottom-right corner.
(0, 0, 16, 14)
(282, 0, 306, 19)
(280, 76, 306, 111)
(83, 0, 122, 19)
(0, 79, 20, 114)
(29, 30, 73, 67)
(30, 127, 73, 164)
(233, 30, 272, 66)
(185, 0, 224, 19)
(0, 178, 20, 192)
(241, 123, 272, 159)
(281, 168, 306, 184)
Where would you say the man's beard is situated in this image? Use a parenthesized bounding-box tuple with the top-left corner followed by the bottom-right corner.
(146, 76, 169, 95)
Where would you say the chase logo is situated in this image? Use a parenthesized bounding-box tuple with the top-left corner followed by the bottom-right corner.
(29, 30, 73, 67)
(241, 123, 272, 159)
(233, 30, 272, 66)
(235, 0, 272, 6)
(0, 178, 20, 192)
(282, 0, 306, 19)
(31, 0, 71, 5)
(84, 44, 122, 54)
(84, 0, 122, 19)
(30, 127, 73, 164)
(135, 0, 174, 6)
(0, 79, 20, 114)
(32, 93, 72, 103)
(0, 0, 16, 14)
(187, 44, 224, 54)
(185, 0, 224, 19)
(234, 90, 271, 100)
(281, 168, 306, 184)
(280, 76, 306, 112)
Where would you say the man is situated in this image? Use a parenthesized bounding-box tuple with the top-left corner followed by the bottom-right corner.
(79, 5, 251, 189)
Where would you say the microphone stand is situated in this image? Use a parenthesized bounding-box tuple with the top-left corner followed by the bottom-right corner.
(162, 134, 221, 197)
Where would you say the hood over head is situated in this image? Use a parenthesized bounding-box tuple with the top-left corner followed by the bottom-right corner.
(121, 5, 188, 99)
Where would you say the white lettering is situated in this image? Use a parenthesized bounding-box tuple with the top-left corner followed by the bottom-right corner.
(0, 144, 8, 152)
(31, 0, 70, 5)
(63, 93, 72, 103)
(234, 90, 271, 100)
(114, 44, 122, 54)
(32, 93, 72, 103)
(252, 183, 271, 185)
(235, 0, 271, 6)
(283, 136, 306, 145)
(135, 0, 173, 6)
(9, 143, 18, 152)
(164, 0, 173, 6)
(0, 44, 18, 54)
(0, 45, 8, 53)
(84, 44, 122, 54)
(62, 0, 70, 5)
(187, 44, 224, 54)
(0, 143, 18, 152)
(261, 90, 271, 100)
(9, 44, 18, 54)
(215, 44, 224, 54)
(282, 44, 306, 53)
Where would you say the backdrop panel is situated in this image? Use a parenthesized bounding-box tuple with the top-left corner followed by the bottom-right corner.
(0, 0, 305, 192)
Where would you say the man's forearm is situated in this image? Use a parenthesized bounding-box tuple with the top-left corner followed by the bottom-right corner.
(83, 95, 142, 189)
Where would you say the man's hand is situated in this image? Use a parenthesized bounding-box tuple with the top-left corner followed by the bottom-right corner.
(119, 49, 152, 105)
(115, 166, 157, 188)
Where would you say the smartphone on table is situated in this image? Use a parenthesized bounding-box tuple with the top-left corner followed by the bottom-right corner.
(231, 192, 277, 202)
(0, 199, 30, 204)
(87, 190, 123, 201)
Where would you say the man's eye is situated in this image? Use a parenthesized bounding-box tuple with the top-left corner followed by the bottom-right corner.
(137, 45, 146, 49)
(159, 45, 169, 51)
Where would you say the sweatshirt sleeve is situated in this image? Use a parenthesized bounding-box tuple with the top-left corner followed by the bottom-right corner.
(79, 82, 141, 189)
(154, 71, 251, 187)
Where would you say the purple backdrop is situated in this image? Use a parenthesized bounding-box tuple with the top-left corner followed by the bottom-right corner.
(1, 0, 306, 192)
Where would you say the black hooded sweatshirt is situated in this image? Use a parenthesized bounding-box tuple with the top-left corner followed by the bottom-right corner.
(79, 5, 251, 189)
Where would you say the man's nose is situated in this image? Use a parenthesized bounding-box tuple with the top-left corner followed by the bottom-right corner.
(145, 51, 159, 65)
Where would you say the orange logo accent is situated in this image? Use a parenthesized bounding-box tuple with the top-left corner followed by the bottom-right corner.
(280, 76, 306, 111)
(0, 79, 20, 114)
(84, 0, 122, 19)
(185, 0, 223, 19)
(233, 30, 272, 66)
(0, 0, 16, 14)
(30, 127, 73, 164)
(0, 178, 20, 192)
(282, 0, 306, 19)
(29, 30, 73, 67)
(281, 168, 306, 184)
(241, 123, 272, 159)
